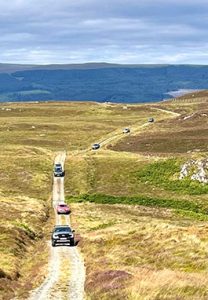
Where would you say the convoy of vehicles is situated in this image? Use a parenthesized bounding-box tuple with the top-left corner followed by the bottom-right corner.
(53, 120, 155, 247)
(53, 163, 74, 247)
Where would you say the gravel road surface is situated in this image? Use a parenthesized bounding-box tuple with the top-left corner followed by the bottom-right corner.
(28, 152, 85, 300)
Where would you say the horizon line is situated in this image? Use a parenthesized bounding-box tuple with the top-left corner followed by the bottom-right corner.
(1, 62, 208, 67)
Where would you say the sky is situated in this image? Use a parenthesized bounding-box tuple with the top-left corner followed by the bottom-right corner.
(0, 0, 208, 64)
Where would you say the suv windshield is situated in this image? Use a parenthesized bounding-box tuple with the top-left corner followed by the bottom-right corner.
(55, 167, 62, 171)
(54, 227, 71, 233)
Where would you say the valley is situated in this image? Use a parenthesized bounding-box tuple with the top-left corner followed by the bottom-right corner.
(1, 64, 208, 103)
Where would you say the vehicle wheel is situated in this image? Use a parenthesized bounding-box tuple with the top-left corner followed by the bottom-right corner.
(52, 241, 56, 247)
(70, 238, 75, 246)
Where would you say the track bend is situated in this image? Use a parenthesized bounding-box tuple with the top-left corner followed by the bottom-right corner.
(28, 152, 85, 300)
(151, 107, 181, 117)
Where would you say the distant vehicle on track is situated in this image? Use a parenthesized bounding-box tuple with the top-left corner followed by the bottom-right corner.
(56, 203, 71, 215)
(123, 128, 130, 133)
(51, 225, 75, 247)
(92, 143, 100, 150)
(54, 163, 65, 177)
(148, 117, 155, 123)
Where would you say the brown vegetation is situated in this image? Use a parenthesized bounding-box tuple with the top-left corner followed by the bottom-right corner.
(111, 103, 208, 156)
(0, 92, 207, 299)
(70, 203, 208, 300)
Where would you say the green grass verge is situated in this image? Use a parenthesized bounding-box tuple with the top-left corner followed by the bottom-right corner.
(67, 193, 208, 221)
(135, 159, 208, 195)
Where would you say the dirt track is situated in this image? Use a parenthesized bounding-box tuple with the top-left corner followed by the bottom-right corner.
(96, 107, 181, 150)
(28, 152, 85, 300)
(151, 107, 181, 117)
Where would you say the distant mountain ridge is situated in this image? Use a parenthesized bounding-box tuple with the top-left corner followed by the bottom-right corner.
(0, 62, 170, 73)
(0, 63, 208, 103)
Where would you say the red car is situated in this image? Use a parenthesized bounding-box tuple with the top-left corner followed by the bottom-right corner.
(56, 203, 71, 215)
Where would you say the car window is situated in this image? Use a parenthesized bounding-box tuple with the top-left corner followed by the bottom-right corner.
(54, 227, 71, 232)
(55, 167, 62, 171)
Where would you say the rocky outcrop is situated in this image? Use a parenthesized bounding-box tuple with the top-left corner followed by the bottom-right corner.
(179, 159, 208, 183)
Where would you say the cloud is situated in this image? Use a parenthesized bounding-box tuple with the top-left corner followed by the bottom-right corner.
(0, 0, 208, 64)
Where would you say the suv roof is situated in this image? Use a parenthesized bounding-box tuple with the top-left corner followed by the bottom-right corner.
(54, 225, 69, 228)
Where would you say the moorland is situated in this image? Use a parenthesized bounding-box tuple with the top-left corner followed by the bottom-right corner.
(0, 91, 208, 299)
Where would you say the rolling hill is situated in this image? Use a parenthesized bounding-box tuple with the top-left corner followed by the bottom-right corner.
(0, 63, 208, 103)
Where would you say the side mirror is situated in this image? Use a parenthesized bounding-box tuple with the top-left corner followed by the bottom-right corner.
(72, 230, 75, 233)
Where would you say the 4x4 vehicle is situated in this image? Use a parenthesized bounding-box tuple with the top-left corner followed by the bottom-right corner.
(51, 225, 75, 247)
(56, 203, 71, 214)
(92, 143, 100, 150)
(54, 163, 65, 177)
(123, 128, 130, 133)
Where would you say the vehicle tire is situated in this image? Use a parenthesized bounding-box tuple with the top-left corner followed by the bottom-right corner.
(70, 238, 75, 246)
(52, 240, 56, 247)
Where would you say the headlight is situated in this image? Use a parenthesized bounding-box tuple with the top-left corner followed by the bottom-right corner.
(53, 234, 59, 239)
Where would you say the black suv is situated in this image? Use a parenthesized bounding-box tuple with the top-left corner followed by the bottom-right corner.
(54, 163, 65, 177)
(148, 117, 155, 123)
(51, 225, 75, 247)
(92, 143, 100, 150)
